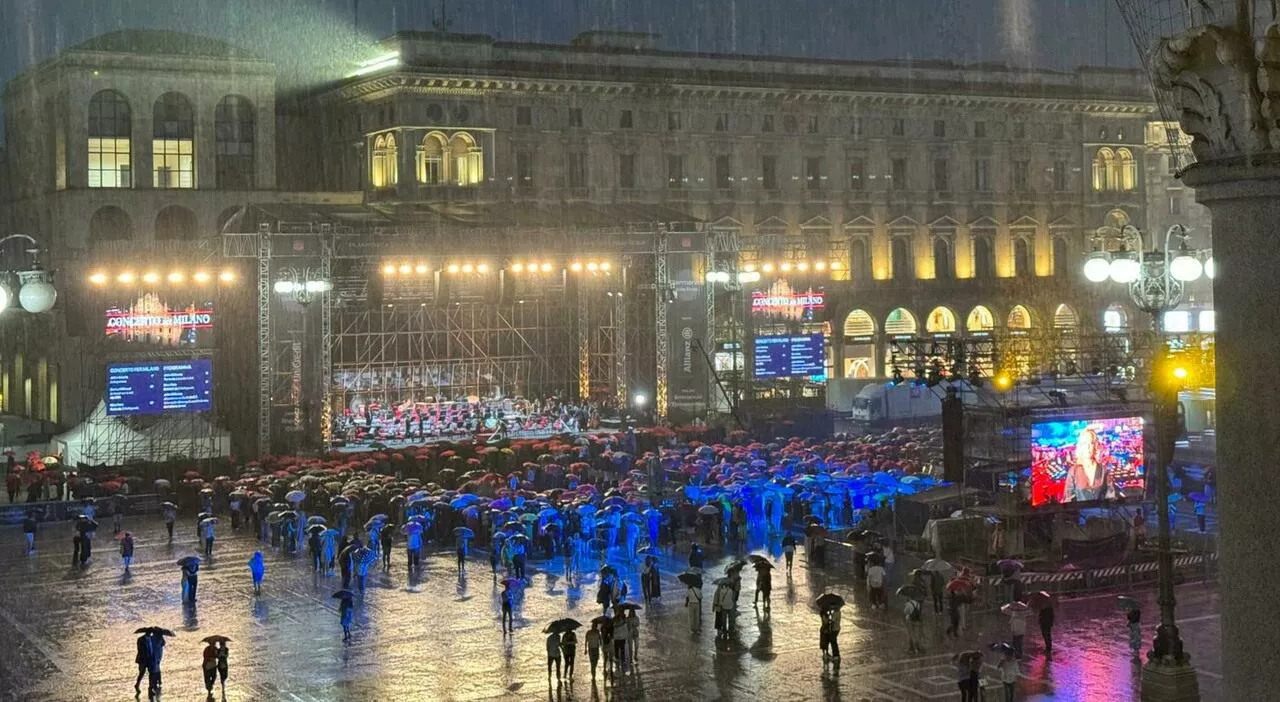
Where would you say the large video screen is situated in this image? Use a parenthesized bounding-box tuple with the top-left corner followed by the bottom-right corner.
(105, 293, 214, 347)
(106, 359, 213, 416)
(1030, 416, 1145, 507)
(753, 333, 826, 379)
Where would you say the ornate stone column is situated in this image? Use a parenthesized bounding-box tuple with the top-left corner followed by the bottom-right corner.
(1157, 16, 1280, 702)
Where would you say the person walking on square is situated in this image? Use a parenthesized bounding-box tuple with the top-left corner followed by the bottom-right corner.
(120, 532, 135, 572)
(201, 516, 217, 558)
(1127, 608, 1143, 661)
(248, 551, 265, 595)
(181, 557, 200, 603)
(381, 525, 394, 572)
(998, 647, 1020, 702)
(215, 640, 229, 696)
(782, 533, 796, 573)
(754, 563, 772, 613)
(339, 595, 355, 641)
(866, 560, 887, 609)
(561, 629, 577, 681)
(500, 581, 516, 634)
(905, 597, 926, 653)
(1039, 601, 1055, 656)
(201, 640, 219, 695)
(625, 610, 640, 671)
(23, 511, 36, 555)
(163, 502, 176, 542)
(586, 622, 603, 680)
(545, 631, 562, 684)
(686, 582, 702, 631)
(134, 634, 151, 695)
(309, 528, 324, 572)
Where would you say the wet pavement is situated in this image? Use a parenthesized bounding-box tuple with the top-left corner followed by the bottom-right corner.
(0, 517, 1222, 701)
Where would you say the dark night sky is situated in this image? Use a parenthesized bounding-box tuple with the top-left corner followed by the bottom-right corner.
(0, 0, 1138, 88)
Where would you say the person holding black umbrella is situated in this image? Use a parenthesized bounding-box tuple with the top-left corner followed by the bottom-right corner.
(586, 622, 602, 680)
(134, 633, 151, 695)
(545, 630, 562, 684)
(201, 640, 219, 695)
(561, 628, 577, 680)
(215, 640, 229, 695)
(821, 608, 841, 662)
(181, 557, 200, 602)
(500, 580, 516, 634)
(781, 533, 796, 573)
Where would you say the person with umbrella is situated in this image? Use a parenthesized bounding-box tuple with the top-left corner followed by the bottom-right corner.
(1124, 601, 1143, 661)
(641, 556, 658, 603)
(200, 516, 218, 558)
(752, 558, 773, 613)
(611, 609, 629, 673)
(338, 537, 359, 589)
(1001, 601, 1030, 658)
(561, 626, 578, 681)
(953, 650, 982, 702)
(1035, 592, 1056, 656)
(996, 644, 1020, 702)
(923, 559, 950, 615)
(134, 631, 152, 695)
(713, 577, 735, 639)
(215, 638, 230, 696)
(681, 571, 703, 631)
(335, 590, 356, 641)
(820, 607, 842, 663)
(201, 637, 221, 695)
(22, 510, 36, 555)
(120, 531, 135, 572)
(403, 522, 423, 575)
(159, 501, 177, 542)
(321, 527, 340, 574)
(135, 628, 172, 697)
(688, 543, 705, 570)
(781, 532, 796, 573)
(500, 579, 516, 634)
(180, 556, 201, 602)
(248, 551, 265, 595)
(308, 525, 325, 572)
(545, 629, 563, 684)
(380, 523, 395, 572)
(586, 620, 603, 680)
(904, 593, 926, 653)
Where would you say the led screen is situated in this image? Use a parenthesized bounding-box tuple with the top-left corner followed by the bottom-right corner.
(106, 359, 213, 416)
(1029, 416, 1145, 507)
(753, 333, 825, 379)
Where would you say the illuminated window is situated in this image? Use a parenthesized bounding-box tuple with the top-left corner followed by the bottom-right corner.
(152, 92, 194, 189)
(1103, 305, 1128, 333)
(1198, 310, 1215, 332)
(885, 308, 918, 336)
(966, 306, 994, 332)
(843, 309, 876, 337)
(88, 90, 132, 188)
(417, 132, 446, 184)
(371, 133, 398, 188)
(1007, 305, 1033, 330)
(1163, 310, 1191, 333)
(215, 95, 255, 189)
(926, 307, 956, 334)
(1053, 303, 1079, 330)
(449, 132, 483, 185)
(1092, 147, 1115, 191)
(1116, 148, 1137, 191)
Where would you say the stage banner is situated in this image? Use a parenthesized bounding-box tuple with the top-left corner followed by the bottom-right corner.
(666, 232, 708, 415)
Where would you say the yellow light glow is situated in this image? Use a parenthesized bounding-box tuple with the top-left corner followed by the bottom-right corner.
(744, 264, 757, 272)
(511, 263, 524, 273)
(762, 263, 775, 273)
(797, 262, 809, 271)
(167, 271, 185, 283)
(587, 262, 599, 272)
(192, 271, 211, 284)
(814, 261, 826, 271)
(994, 373, 1013, 391)
(88, 272, 107, 285)
(399, 263, 412, 274)
(601, 262, 611, 272)
(781, 263, 793, 272)
(461, 263, 474, 273)
(383, 264, 396, 275)
(415, 263, 429, 274)
(447, 264, 460, 274)
(219, 270, 236, 283)
(1172, 366, 1189, 380)
(540, 262, 553, 273)
(830, 260, 843, 270)
(477, 263, 490, 274)
(142, 272, 160, 284)
(571, 262, 583, 272)
(118, 272, 135, 284)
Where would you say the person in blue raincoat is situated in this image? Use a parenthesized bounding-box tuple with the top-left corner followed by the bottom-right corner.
(248, 551, 265, 595)
(339, 595, 355, 641)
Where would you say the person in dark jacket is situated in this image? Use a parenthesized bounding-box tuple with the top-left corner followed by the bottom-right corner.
(182, 559, 200, 602)
(134, 634, 151, 694)
(22, 512, 36, 555)
(1040, 603, 1056, 655)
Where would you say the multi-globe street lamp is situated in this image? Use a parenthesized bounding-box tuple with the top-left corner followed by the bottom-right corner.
(0, 234, 57, 315)
(1083, 222, 1206, 694)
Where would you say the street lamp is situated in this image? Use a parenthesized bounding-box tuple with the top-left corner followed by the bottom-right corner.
(0, 234, 56, 314)
(1083, 222, 1207, 685)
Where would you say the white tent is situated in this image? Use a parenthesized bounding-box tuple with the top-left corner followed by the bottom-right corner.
(53, 402, 151, 466)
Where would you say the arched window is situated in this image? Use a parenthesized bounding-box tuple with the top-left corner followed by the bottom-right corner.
(1013, 237, 1032, 277)
(153, 92, 195, 188)
(154, 206, 198, 241)
(88, 90, 132, 188)
(1053, 304, 1079, 331)
(1103, 304, 1129, 333)
(849, 238, 870, 281)
(449, 132, 484, 186)
(417, 132, 447, 184)
(933, 238, 953, 279)
(1052, 237, 1070, 278)
(1007, 305, 1033, 330)
(371, 134, 398, 188)
(215, 95, 255, 189)
(885, 308, 918, 336)
(1116, 148, 1137, 191)
(891, 236, 913, 280)
(216, 206, 243, 234)
(966, 306, 994, 332)
(926, 306, 957, 334)
(846, 358, 874, 379)
(843, 309, 876, 338)
(973, 236, 995, 279)
(1092, 147, 1115, 192)
(89, 206, 132, 243)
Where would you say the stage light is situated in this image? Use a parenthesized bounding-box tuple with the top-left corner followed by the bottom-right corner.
(399, 263, 412, 274)
(814, 261, 826, 271)
(571, 262, 583, 272)
(601, 262, 611, 272)
(142, 271, 159, 284)
(447, 264, 460, 274)
(219, 270, 236, 283)
(462, 263, 474, 273)
(797, 261, 809, 271)
(994, 372, 1013, 391)
(167, 271, 185, 284)
(744, 264, 757, 272)
(273, 280, 296, 294)
(1172, 366, 1189, 381)
(415, 263, 429, 274)
(587, 262, 599, 272)
(88, 272, 107, 285)
(540, 262, 553, 273)
(633, 393, 647, 407)
(830, 260, 843, 270)
(780, 262, 793, 272)
(477, 263, 490, 273)
(762, 263, 774, 273)
(118, 271, 136, 284)
(382, 264, 396, 275)
(511, 262, 525, 273)
(193, 271, 211, 284)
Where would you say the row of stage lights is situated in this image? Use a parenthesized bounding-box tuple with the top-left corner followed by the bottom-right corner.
(382, 261, 614, 276)
(742, 260, 844, 274)
(87, 269, 238, 286)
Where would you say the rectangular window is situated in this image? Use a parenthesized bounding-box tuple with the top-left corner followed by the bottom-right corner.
(1053, 160, 1068, 191)
(619, 153, 635, 189)
(973, 158, 991, 191)
(566, 152, 587, 189)
(851, 117, 863, 137)
(891, 158, 907, 190)
(1012, 159, 1030, 191)
(619, 110, 633, 129)
(666, 154, 685, 189)
(1013, 121, 1025, 139)
(667, 111, 682, 131)
(934, 120, 946, 138)
(892, 118, 905, 136)
(568, 108, 583, 128)
(761, 115, 775, 133)
(973, 121, 986, 138)
(88, 137, 131, 188)
(804, 156, 823, 191)
(761, 155, 778, 190)
(715, 155, 731, 189)
(715, 113, 729, 132)
(153, 138, 194, 189)
(516, 151, 534, 191)
(848, 158, 865, 190)
(807, 116, 819, 134)
(932, 158, 949, 191)
(1170, 194, 1183, 215)
(516, 106, 532, 126)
